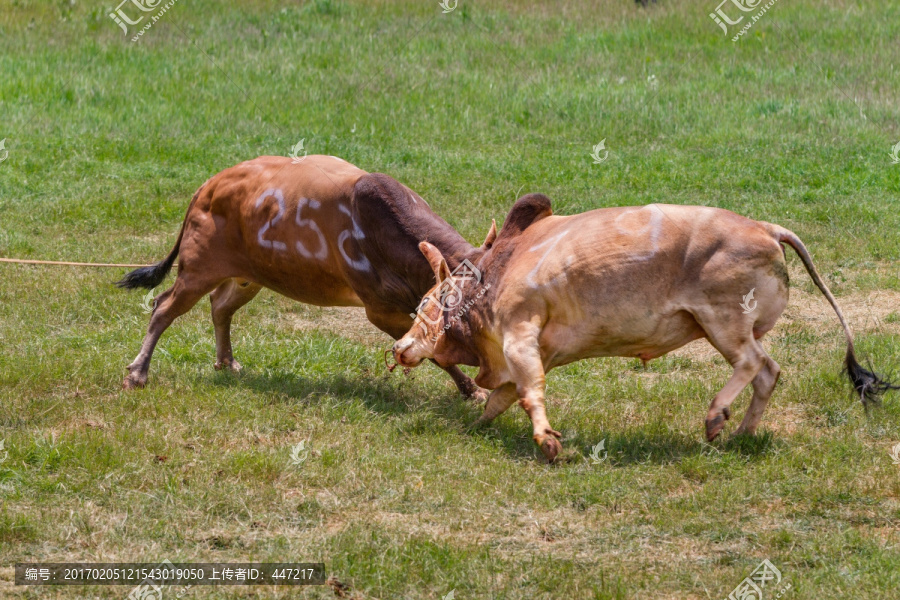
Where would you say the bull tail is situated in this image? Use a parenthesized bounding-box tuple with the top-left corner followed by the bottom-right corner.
(115, 230, 181, 290)
(115, 182, 206, 290)
(764, 222, 898, 408)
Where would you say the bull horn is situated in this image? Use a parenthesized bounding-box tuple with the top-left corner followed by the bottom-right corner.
(481, 219, 497, 249)
(419, 241, 451, 283)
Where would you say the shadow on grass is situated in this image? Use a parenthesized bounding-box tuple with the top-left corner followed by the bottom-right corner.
(565, 427, 778, 467)
(207, 364, 547, 460)
(207, 366, 779, 463)
(207, 367, 430, 417)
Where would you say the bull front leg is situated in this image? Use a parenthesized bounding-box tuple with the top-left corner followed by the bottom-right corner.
(503, 323, 562, 462)
(438, 363, 490, 402)
(472, 383, 518, 426)
(519, 392, 562, 462)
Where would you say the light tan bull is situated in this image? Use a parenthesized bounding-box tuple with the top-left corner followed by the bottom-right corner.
(393, 194, 896, 462)
(118, 155, 495, 397)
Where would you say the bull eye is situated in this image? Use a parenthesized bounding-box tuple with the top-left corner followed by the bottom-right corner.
(419, 297, 430, 311)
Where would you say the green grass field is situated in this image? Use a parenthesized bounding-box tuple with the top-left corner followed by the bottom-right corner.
(2, 0, 900, 598)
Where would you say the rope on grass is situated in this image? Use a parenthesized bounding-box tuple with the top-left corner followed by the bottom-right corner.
(0, 257, 151, 268)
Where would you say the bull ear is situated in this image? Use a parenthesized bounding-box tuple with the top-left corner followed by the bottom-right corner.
(481, 219, 497, 250)
(419, 241, 451, 283)
(497, 193, 553, 241)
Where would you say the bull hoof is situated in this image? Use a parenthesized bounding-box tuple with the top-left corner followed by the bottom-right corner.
(732, 423, 756, 438)
(468, 386, 490, 404)
(705, 414, 726, 442)
(469, 416, 491, 430)
(539, 436, 562, 463)
(122, 373, 147, 390)
(215, 359, 243, 373)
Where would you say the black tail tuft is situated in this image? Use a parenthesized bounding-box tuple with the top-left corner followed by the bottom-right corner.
(844, 348, 899, 410)
(115, 255, 176, 290)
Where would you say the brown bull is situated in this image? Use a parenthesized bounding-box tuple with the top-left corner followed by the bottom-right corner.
(118, 155, 495, 397)
(392, 194, 896, 462)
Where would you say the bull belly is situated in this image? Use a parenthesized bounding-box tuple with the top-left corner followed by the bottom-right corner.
(246, 269, 363, 307)
(541, 310, 705, 368)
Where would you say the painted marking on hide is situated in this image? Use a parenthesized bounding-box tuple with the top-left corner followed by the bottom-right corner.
(525, 229, 570, 288)
(294, 198, 329, 260)
(337, 204, 372, 272)
(254, 188, 288, 251)
(613, 205, 663, 261)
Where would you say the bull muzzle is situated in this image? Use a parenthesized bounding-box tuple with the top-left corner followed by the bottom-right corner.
(392, 337, 418, 367)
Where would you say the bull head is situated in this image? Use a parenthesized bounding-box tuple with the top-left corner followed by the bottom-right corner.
(393, 242, 464, 368)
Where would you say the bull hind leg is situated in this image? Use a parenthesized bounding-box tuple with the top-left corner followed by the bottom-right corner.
(697, 314, 768, 441)
(210, 279, 262, 372)
(734, 355, 781, 436)
(123, 273, 222, 389)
